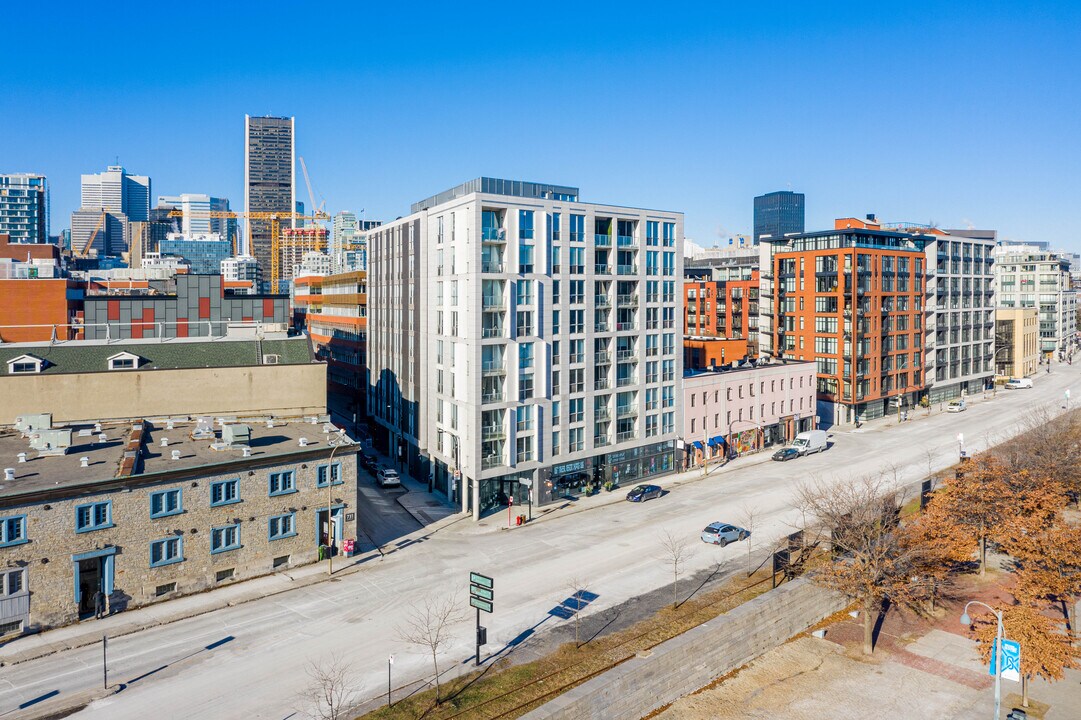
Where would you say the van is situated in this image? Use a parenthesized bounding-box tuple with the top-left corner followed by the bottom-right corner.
(1005, 378, 1033, 389)
(791, 429, 828, 456)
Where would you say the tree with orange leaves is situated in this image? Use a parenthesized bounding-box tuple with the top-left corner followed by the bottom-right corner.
(922, 455, 1064, 575)
(969, 602, 1081, 708)
(1006, 521, 1081, 638)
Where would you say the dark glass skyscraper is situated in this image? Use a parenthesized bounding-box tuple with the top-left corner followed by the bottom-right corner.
(244, 115, 295, 287)
(753, 190, 805, 243)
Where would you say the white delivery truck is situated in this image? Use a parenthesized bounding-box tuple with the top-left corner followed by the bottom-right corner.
(791, 429, 828, 456)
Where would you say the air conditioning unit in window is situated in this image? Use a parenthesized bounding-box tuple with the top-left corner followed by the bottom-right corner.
(263, 354, 281, 365)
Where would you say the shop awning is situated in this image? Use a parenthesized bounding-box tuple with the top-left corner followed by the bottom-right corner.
(691, 441, 704, 450)
(708, 435, 726, 447)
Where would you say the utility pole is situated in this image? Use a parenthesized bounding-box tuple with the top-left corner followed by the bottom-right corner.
(102, 635, 108, 689)
(387, 655, 394, 707)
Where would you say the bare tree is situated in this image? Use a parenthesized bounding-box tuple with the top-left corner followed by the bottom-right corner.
(566, 576, 588, 648)
(299, 654, 354, 720)
(738, 503, 760, 564)
(659, 529, 693, 609)
(398, 594, 464, 703)
(922, 445, 939, 486)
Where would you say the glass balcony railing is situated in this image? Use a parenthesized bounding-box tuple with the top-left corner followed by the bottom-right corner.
(617, 235, 635, 247)
(594, 234, 612, 247)
(617, 265, 638, 275)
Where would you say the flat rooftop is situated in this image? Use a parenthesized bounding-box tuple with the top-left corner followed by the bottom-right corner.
(0, 418, 355, 502)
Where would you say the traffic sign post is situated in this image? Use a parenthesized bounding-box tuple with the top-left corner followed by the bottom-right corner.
(470, 571, 494, 666)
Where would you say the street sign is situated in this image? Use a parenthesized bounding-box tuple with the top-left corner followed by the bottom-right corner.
(990, 638, 1021, 682)
(470, 572, 494, 589)
(470, 596, 493, 613)
(470, 584, 494, 602)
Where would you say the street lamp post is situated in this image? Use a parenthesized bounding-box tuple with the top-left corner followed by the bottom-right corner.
(326, 430, 351, 577)
(960, 600, 1004, 720)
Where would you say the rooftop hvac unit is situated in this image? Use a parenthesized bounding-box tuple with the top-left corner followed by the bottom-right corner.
(222, 424, 251, 446)
(15, 413, 52, 434)
(29, 428, 73, 455)
(191, 417, 215, 440)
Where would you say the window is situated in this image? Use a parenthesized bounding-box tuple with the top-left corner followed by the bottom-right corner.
(270, 470, 297, 495)
(269, 513, 297, 541)
(2, 568, 24, 596)
(519, 209, 535, 240)
(149, 537, 184, 567)
(149, 489, 182, 519)
(75, 501, 112, 533)
(316, 464, 342, 487)
(211, 524, 241, 554)
(0, 515, 27, 547)
(7, 355, 43, 374)
(107, 353, 139, 370)
(210, 479, 241, 507)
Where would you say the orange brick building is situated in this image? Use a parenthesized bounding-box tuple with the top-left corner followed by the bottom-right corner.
(760, 228, 928, 426)
(684, 269, 759, 369)
(0, 235, 82, 342)
(293, 270, 367, 426)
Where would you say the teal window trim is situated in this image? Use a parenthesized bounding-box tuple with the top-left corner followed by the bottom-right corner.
(210, 523, 241, 554)
(149, 537, 184, 567)
(268, 470, 297, 497)
(149, 488, 183, 519)
(210, 479, 241, 507)
(75, 501, 113, 533)
(0, 515, 28, 547)
(316, 462, 343, 488)
(268, 512, 297, 541)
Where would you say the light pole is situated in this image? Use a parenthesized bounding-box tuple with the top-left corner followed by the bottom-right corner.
(957, 432, 965, 460)
(960, 600, 1004, 720)
(326, 430, 351, 576)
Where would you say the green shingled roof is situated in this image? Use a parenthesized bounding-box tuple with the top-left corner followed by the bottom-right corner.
(0, 336, 314, 375)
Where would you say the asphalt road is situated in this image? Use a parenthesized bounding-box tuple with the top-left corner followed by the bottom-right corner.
(1, 367, 1075, 719)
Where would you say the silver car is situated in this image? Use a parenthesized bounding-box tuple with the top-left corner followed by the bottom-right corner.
(700, 522, 749, 547)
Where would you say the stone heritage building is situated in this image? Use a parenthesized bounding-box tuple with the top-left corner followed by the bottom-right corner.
(0, 417, 358, 636)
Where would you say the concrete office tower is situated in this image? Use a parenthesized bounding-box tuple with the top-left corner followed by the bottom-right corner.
(993, 244, 1078, 355)
(368, 177, 684, 520)
(70, 165, 151, 256)
(753, 190, 804, 244)
(158, 194, 235, 247)
(0, 174, 48, 243)
(244, 115, 295, 284)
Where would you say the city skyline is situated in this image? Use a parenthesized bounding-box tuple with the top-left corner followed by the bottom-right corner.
(2, 3, 1078, 250)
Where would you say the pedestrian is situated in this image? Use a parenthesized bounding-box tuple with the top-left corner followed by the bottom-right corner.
(93, 588, 106, 619)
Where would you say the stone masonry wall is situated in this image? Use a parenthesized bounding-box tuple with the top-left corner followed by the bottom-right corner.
(520, 578, 847, 720)
(0, 453, 357, 631)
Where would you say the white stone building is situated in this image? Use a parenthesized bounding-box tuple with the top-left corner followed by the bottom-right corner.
(367, 178, 684, 519)
(993, 244, 1077, 355)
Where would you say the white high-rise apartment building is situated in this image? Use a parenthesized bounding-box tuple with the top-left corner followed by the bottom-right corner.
(71, 165, 150, 255)
(221, 255, 260, 284)
(993, 243, 1077, 355)
(368, 178, 684, 520)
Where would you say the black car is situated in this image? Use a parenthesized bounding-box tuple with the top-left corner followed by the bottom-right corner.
(625, 484, 663, 502)
(360, 453, 379, 471)
(772, 447, 800, 462)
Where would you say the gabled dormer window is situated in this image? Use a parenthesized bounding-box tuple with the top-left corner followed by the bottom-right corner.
(107, 352, 141, 371)
(6, 354, 43, 374)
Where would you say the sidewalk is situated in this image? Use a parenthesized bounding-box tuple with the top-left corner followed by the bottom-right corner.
(0, 544, 385, 668)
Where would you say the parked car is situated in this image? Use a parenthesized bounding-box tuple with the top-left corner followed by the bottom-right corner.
(700, 522, 749, 547)
(376, 468, 401, 488)
(791, 429, 828, 456)
(1006, 378, 1034, 389)
(360, 453, 378, 471)
(772, 447, 800, 462)
(946, 399, 967, 413)
(625, 484, 662, 502)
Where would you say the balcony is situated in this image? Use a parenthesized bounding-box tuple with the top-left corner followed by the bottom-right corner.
(617, 405, 637, 419)
(594, 434, 611, 447)
(482, 228, 506, 243)
(595, 322, 611, 332)
(595, 351, 612, 364)
(482, 361, 506, 376)
(482, 455, 504, 469)
(617, 235, 635, 247)
(482, 296, 504, 310)
(617, 294, 638, 307)
(482, 325, 504, 339)
(617, 265, 638, 275)
(482, 392, 504, 404)
(595, 264, 611, 275)
(616, 430, 636, 443)
(594, 295, 611, 308)
(617, 322, 638, 332)
(594, 234, 612, 247)
(616, 349, 638, 362)
(482, 425, 505, 440)
(617, 376, 637, 387)
(482, 261, 504, 273)
(594, 407, 611, 421)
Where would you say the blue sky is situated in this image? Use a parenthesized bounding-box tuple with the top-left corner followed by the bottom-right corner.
(3, 1, 1079, 249)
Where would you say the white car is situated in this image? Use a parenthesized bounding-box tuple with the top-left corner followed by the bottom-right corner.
(1005, 378, 1034, 389)
(946, 399, 967, 413)
(376, 468, 401, 488)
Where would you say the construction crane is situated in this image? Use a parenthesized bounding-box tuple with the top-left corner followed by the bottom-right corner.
(170, 208, 329, 289)
(77, 211, 108, 258)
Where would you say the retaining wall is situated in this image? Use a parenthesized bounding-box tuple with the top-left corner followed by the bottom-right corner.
(520, 577, 847, 720)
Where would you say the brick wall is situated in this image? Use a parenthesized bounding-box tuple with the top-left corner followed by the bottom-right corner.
(520, 578, 847, 720)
